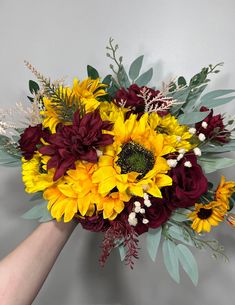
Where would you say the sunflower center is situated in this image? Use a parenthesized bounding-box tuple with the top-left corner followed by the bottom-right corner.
(116, 142, 155, 179)
(197, 208, 213, 219)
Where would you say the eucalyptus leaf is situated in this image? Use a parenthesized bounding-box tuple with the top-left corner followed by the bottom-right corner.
(146, 227, 162, 262)
(162, 239, 180, 283)
(170, 209, 191, 222)
(117, 65, 131, 88)
(176, 244, 198, 286)
(129, 55, 144, 81)
(135, 68, 153, 87)
(118, 245, 126, 261)
(87, 65, 99, 79)
(167, 225, 194, 246)
(22, 201, 53, 223)
(201, 144, 235, 153)
(198, 156, 235, 173)
(200, 89, 235, 102)
(199, 96, 235, 109)
(178, 111, 210, 125)
(29, 192, 43, 202)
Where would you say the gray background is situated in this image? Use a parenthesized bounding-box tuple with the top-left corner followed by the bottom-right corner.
(0, 0, 235, 304)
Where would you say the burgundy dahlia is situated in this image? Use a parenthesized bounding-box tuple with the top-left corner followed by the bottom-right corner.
(195, 106, 231, 143)
(115, 84, 170, 116)
(166, 153, 208, 209)
(79, 214, 110, 232)
(19, 124, 49, 160)
(39, 110, 113, 181)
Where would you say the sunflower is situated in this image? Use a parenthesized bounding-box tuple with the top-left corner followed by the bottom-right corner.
(215, 176, 235, 210)
(41, 78, 107, 133)
(149, 113, 193, 152)
(188, 201, 226, 233)
(92, 112, 173, 199)
(43, 161, 128, 222)
(22, 152, 55, 193)
(72, 78, 107, 112)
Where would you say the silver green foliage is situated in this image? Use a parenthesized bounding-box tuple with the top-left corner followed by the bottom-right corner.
(22, 197, 53, 223)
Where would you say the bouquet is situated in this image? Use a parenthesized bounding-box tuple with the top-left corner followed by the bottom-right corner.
(1, 38, 235, 285)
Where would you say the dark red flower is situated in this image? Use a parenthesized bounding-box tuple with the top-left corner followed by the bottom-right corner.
(120, 197, 172, 235)
(166, 153, 208, 209)
(79, 214, 110, 232)
(115, 84, 171, 116)
(19, 124, 48, 160)
(195, 106, 231, 143)
(39, 110, 113, 181)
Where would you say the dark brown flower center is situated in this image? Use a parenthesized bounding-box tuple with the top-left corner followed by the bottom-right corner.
(116, 142, 155, 179)
(197, 208, 213, 219)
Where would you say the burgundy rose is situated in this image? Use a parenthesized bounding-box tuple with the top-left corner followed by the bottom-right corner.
(166, 154, 208, 209)
(195, 106, 231, 143)
(19, 124, 48, 160)
(39, 110, 113, 181)
(122, 197, 172, 235)
(115, 84, 171, 117)
(79, 214, 110, 232)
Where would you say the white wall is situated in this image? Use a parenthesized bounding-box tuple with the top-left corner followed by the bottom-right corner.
(0, 1, 235, 304)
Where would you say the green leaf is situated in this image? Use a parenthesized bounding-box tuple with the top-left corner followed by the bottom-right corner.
(176, 244, 198, 286)
(198, 156, 235, 173)
(22, 201, 53, 223)
(178, 111, 210, 125)
(128, 55, 144, 81)
(200, 96, 235, 109)
(102, 74, 112, 86)
(135, 68, 153, 87)
(29, 192, 43, 202)
(201, 144, 235, 153)
(29, 80, 40, 95)
(201, 89, 235, 102)
(228, 192, 235, 211)
(178, 76, 187, 87)
(87, 65, 99, 79)
(183, 84, 208, 112)
(146, 227, 162, 262)
(117, 65, 131, 88)
(162, 239, 180, 283)
(170, 209, 191, 222)
(118, 245, 126, 261)
(167, 224, 194, 246)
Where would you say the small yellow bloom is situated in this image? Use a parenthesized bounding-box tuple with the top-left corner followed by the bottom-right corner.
(22, 152, 55, 193)
(215, 176, 235, 210)
(188, 201, 226, 233)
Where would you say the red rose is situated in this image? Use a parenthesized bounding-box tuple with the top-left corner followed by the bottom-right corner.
(19, 124, 47, 160)
(79, 214, 109, 232)
(195, 106, 231, 143)
(166, 154, 208, 209)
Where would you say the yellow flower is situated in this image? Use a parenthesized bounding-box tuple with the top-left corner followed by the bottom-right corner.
(215, 176, 235, 210)
(41, 78, 107, 133)
(43, 161, 128, 221)
(22, 152, 55, 193)
(99, 101, 127, 123)
(188, 201, 225, 233)
(72, 78, 106, 112)
(92, 112, 173, 199)
(149, 113, 193, 152)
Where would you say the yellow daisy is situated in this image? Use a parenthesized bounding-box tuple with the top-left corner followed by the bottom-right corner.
(188, 201, 225, 233)
(22, 152, 55, 193)
(215, 176, 235, 210)
(92, 112, 173, 199)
